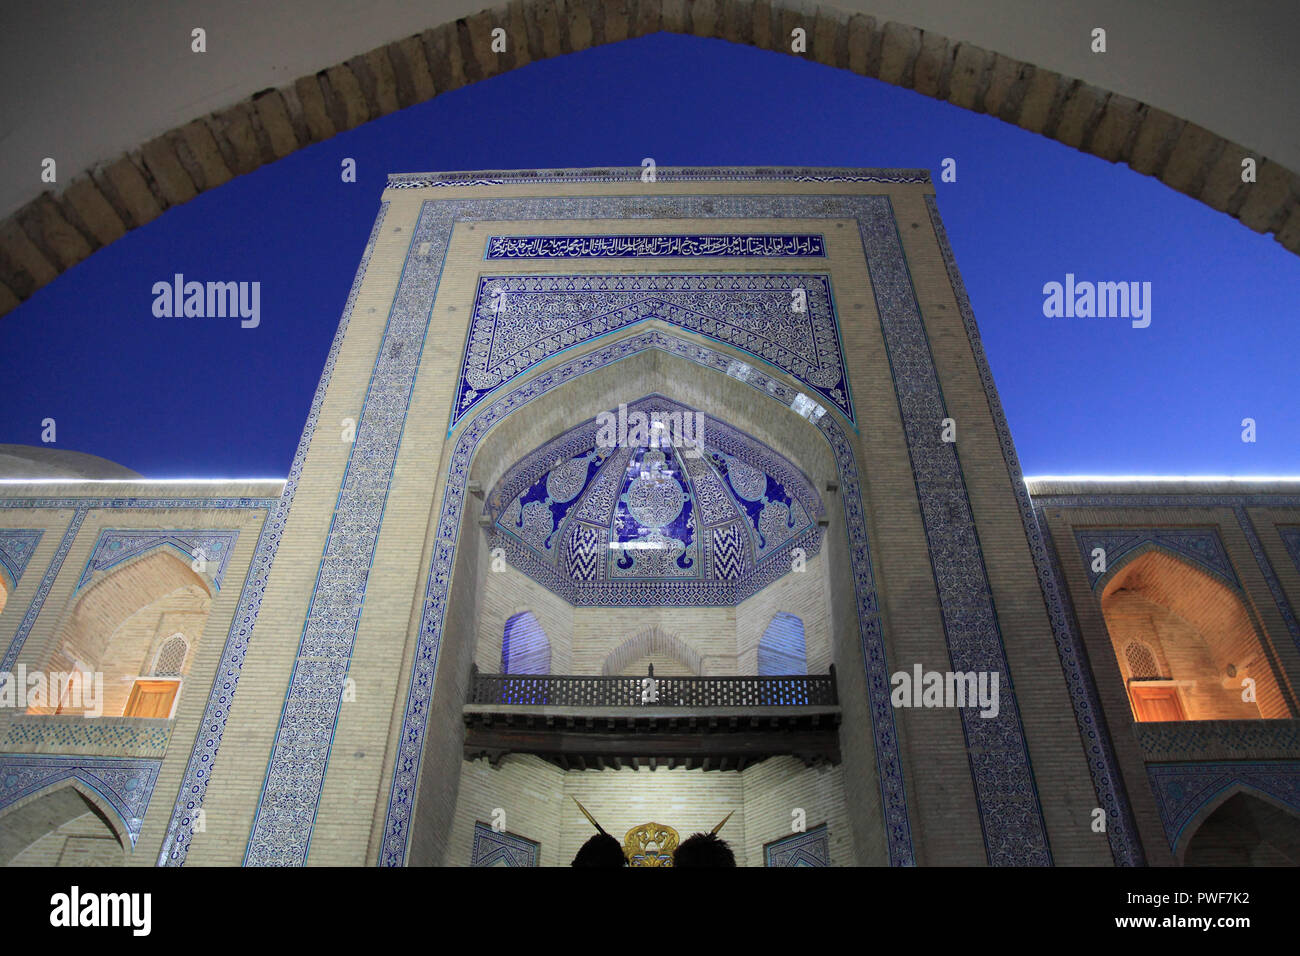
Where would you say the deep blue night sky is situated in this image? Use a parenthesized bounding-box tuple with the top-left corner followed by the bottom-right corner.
(2, 33, 1296, 478)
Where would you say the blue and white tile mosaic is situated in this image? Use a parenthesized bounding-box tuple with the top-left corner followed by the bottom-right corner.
(470, 821, 539, 866)
(3, 716, 173, 759)
(765, 823, 831, 866)
(373, 327, 908, 867)
(484, 234, 826, 259)
(456, 273, 853, 428)
(863, 197, 1050, 865)
(248, 180, 1046, 868)
(0, 529, 41, 588)
(1074, 527, 1238, 590)
(243, 190, 917, 867)
(0, 754, 162, 848)
(76, 529, 240, 591)
(487, 394, 823, 606)
(929, 195, 1144, 867)
(156, 203, 390, 867)
(1133, 719, 1300, 762)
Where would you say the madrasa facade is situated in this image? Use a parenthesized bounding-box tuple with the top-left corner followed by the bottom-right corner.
(1, 167, 1298, 868)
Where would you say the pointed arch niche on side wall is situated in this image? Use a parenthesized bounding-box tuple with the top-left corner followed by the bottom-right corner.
(757, 612, 808, 676)
(1099, 547, 1293, 722)
(501, 611, 551, 675)
(39, 548, 212, 718)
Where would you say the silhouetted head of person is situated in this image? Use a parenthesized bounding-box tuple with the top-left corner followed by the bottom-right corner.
(571, 832, 627, 867)
(673, 832, 736, 867)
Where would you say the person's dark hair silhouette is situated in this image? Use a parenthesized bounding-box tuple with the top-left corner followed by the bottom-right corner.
(673, 831, 736, 867)
(571, 832, 628, 867)
(569, 797, 627, 867)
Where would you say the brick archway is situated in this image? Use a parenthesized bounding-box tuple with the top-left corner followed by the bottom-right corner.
(4, 1, 1298, 317)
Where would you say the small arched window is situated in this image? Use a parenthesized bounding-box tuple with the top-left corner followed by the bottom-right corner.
(1124, 641, 1161, 680)
(758, 613, 807, 675)
(152, 633, 190, 676)
(502, 612, 550, 675)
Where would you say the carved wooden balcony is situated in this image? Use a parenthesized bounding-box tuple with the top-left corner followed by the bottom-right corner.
(463, 666, 842, 771)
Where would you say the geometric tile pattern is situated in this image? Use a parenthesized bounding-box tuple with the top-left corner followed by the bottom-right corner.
(765, 823, 831, 866)
(154, 204, 390, 867)
(0, 528, 41, 588)
(455, 273, 853, 427)
(470, 821, 539, 866)
(1073, 527, 1238, 590)
(389, 166, 931, 190)
(1234, 506, 1300, 657)
(246, 174, 1038, 869)
(0, 511, 84, 680)
(867, 197, 1050, 865)
(0, 754, 162, 848)
(2, 716, 173, 758)
(1133, 720, 1300, 763)
(484, 234, 826, 259)
(1146, 760, 1300, 853)
(76, 528, 240, 591)
(930, 194, 1144, 868)
(487, 395, 823, 606)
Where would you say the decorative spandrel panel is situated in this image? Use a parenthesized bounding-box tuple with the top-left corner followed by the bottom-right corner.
(486, 395, 824, 606)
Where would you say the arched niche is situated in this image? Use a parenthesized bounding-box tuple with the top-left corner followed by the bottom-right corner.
(1099, 547, 1291, 722)
(0, 779, 129, 866)
(602, 626, 701, 676)
(501, 611, 551, 674)
(758, 612, 808, 675)
(1179, 786, 1300, 866)
(401, 331, 879, 865)
(41, 548, 212, 718)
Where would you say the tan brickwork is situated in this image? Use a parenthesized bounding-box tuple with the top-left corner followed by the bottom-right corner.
(0, 481, 276, 865)
(1032, 484, 1300, 865)
(9, 174, 1297, 869)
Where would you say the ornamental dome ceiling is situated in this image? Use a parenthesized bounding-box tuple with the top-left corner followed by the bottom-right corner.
(485, 396, 825, 606)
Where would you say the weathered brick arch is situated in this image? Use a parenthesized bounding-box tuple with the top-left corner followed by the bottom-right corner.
(4, 0, 1298, 318)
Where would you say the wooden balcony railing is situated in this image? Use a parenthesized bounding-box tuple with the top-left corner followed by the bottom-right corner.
(468, 665, 837, 708)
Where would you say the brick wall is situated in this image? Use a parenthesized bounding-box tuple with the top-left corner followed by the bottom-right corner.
(445, 753, 853, 866)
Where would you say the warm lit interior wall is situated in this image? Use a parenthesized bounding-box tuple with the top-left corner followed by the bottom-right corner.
(41, 549, 211, 716)
(1101, 549, 1289, 720)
